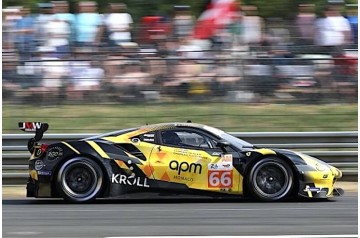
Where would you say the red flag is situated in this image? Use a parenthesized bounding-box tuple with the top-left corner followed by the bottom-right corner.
(193, 0, 239, 39)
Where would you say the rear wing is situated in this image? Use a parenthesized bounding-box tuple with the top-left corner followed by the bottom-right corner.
(18, 122, 49, 153)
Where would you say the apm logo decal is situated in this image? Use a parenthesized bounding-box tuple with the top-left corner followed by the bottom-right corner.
(169, 160, 202, 175)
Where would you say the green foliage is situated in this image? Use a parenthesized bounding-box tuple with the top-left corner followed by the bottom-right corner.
(3, 0, 358, 21)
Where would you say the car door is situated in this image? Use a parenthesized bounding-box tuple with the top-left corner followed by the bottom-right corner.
(149, 128, 242, 194)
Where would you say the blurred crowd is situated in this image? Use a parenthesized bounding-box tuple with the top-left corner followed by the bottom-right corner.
(2, 0, 358, 104)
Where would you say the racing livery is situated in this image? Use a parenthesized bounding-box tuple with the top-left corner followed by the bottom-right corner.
(21, 122, 343, 202)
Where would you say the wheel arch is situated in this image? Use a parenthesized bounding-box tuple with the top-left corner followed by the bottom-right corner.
(51, 153, 111, 198)
(242, 153, 300, 198)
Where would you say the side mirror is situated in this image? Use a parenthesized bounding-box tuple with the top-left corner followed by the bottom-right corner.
(216, 140, 230, 152)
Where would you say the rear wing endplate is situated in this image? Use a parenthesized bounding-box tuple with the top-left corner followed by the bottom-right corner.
(18, 122, 49, 152)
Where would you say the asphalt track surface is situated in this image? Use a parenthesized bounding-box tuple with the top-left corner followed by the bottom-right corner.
(3, 193, 358, 238)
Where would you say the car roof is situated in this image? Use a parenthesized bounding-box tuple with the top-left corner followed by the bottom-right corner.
(137, 122, 225, 137)
(87, 123, 225, 141)
(139, 122, 205, 131)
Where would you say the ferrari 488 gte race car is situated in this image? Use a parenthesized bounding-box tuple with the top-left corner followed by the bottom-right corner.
(21, 122, 343, 203)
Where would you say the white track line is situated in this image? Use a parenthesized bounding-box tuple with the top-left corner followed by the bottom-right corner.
(105, 235, 358, 238)
(2, 206, 355, 213)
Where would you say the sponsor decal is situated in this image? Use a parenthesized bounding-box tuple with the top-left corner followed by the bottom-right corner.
(173, 149, 208, 160)
(111, 174, 150, 187)
(173, 175, 194, 182)
(37, 170, 52, 176)
(208, 158, 233, 188)
(35, 148, 43, 157)
(208, 171, 233, 188)
(47, 147, 63, 160)
(208, 162, 233, 171)
(35, 160, 44, 170)
(304, 185, 321, 193)
(144, 134, 155, 137)
(169, 160, 202, 175)
(211, 152, 222, 156)
(143, 133, 155, 142)
(221, 154, 233, 163)
(18, 122, 42, 132)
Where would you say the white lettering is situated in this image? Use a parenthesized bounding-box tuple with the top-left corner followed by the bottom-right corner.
(112, 174, 120, 183)
(119, 175, 127, 184)
(136, 177, 143, 186)
(144, 134, 155, 137)
(34, 122, 42, 129)
(111, 174, 151, 187)
(143, 178, 150, 187)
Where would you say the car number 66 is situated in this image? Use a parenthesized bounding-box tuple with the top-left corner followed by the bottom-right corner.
(208, 171, 233, 188)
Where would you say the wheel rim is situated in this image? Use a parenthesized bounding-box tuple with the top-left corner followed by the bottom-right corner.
(252, 161, 291, 199)
(61, 160, 100, 199)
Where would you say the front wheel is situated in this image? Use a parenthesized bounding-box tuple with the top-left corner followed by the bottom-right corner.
(247, 157, 294, 201)
(56, 157, 103, 203)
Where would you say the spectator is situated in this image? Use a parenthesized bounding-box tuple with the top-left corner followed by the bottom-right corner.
(35, 3, 54, 48)
(346, 5, 358, 45)
(75, 1, 103, 50)
(21, 46, 69, 105)
(53, 1, 76, 50)
(295, 4, 316, 46)
(114, 60, 150, 85)
(3, 50, 21, 100)
(109, 60, 151, 100)
(43, 9, 71, 59)
(227, 12, 244, 48)
(176, 37, 204, 59)
(15, 7, 36, 61)
(266, 18, 291, 49)
(173, 5, 194, 39)
(67, 50, 104, 101)
(241, 6, 264, 48)
(3, 7, 21, 50)
(315, 3, 352, 56)
(104, 3, 133, 47)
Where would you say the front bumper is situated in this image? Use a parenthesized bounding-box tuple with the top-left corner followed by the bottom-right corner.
(297, 166, 343, 199)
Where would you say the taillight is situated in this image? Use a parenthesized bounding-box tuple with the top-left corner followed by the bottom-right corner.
(41, 144, 49, 153)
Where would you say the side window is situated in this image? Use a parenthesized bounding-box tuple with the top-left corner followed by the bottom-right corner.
(161, 130, 213, 149)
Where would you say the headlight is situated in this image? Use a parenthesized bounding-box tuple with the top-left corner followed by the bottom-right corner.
(315, 163, 326, 171)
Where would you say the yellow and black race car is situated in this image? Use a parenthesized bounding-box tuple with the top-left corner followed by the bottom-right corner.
(21, 122, 343, 203)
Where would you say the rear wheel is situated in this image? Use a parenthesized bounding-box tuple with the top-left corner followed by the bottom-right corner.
(56, 157, 103, 203)
(247, 157, 293, 201)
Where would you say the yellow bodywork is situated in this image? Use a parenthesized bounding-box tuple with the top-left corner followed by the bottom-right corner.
(103, 132, 244, 194)
(295, 152, 342, 197)
(100, 126, 341, 198)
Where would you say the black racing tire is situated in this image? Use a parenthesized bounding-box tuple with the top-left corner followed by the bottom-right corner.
(56, 157, 103, 203)
(247, 157, 294, 201)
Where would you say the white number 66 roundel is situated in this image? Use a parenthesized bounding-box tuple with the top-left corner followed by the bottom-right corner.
(208, 171, 233, 188)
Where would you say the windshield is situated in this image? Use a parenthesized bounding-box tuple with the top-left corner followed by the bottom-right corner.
(203, 125, 253, 149)
(219, 132, 254, 149)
